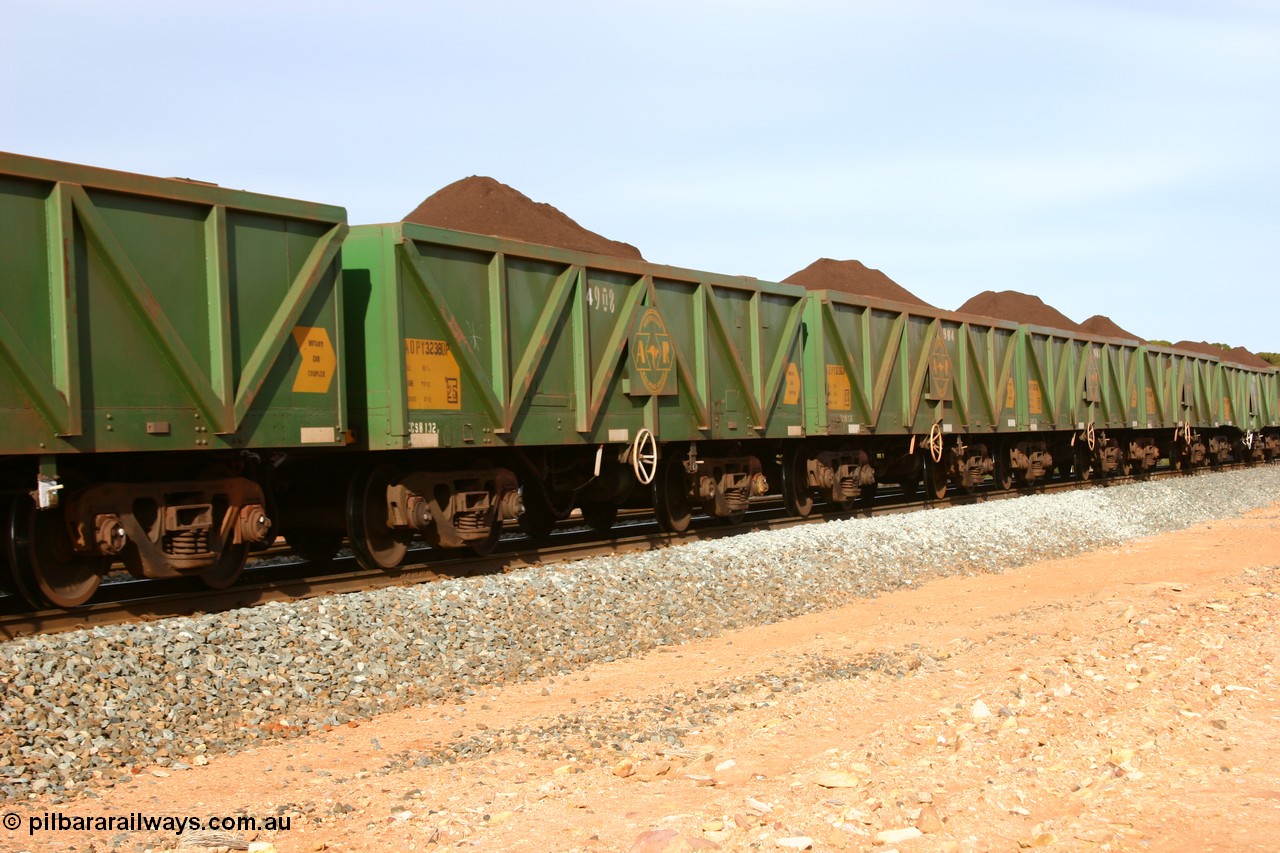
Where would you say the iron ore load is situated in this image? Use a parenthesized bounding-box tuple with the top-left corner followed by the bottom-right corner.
(2, 152, 1278, 610)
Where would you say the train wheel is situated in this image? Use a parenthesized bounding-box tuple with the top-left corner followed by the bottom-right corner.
(581, 502, 619, 533)
(994, 447, 1014, 490)
(0, 498, 11, 595)
(518, 481, 557, 541)
(1074, 446, 1093, 482)
(780, 446, 814, 518)
(653, 455, 693, 534)
(347, 464, 411, 570)
(0, 497, 25, 601)
(201, 541, 249, 590)
(925, 458, 948, 500)
(6, 496, 104, 609)
(1117, 451, 1132, 478)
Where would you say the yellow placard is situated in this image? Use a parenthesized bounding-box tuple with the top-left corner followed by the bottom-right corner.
(1145, 388, 1157, 413)
(783, 362, 801, 406)
(1028, 379, 1043, 415)
(291, 326, 336, 394)
(405, 338, 461, 410)
(826, 364, 851, 411)
(1223, 396, 1232, 421)
(1005, 377, 1016, 409)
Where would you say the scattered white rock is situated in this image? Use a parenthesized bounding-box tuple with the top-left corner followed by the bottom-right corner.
(813, 770, 860, 788)
(875, 827, 924, 844)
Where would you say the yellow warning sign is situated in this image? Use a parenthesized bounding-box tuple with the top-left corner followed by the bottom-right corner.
(292, 326, 336, 394)
(1145, 387, 1157, 414)
(826, 364, 851, 411)
(405, 338, 461, 410)
(1028, 379, 1043, 415)
(783, 362, 801, 406)
(1005, 377, 1016, 410)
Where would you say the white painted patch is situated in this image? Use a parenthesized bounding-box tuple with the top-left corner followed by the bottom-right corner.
(942, 423, 953, 433)
(300, 427, 336, 444)
(410, 432, 439, 448)
(608, 428, 629, 442)
(847, 423, 861, 434)
(1007, 419, 1017, 428)
(788, 425, 804, 436)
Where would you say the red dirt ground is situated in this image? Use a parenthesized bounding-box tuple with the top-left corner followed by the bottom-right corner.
(10, 503, 1279, 853)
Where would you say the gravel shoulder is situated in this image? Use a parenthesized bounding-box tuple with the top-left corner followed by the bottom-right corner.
(3, 471, 1279, 852)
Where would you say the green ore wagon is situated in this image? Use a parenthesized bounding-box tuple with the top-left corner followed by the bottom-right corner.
(796, 291, 1279, 506)
(325, 223, 809, 569)
(0, 152, 347, 606)
(4, 152, 1278, 610)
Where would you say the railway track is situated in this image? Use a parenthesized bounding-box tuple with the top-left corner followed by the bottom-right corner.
(0, 463, 1248, 640)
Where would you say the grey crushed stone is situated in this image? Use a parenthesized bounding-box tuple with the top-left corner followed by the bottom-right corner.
(1, 466, 1277, 800)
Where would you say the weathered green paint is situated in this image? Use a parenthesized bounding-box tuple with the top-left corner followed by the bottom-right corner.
(0, 152, 349, 456)
(804, 292, 1030, 438)
(342, 223, 806, 451)
(800, 294, 1278, 440)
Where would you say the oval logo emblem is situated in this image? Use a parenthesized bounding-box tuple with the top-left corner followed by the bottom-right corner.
(631, 308, 675, 395)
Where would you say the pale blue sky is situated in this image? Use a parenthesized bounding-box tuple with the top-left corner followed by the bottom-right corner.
(4, 1, 1277, 350)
